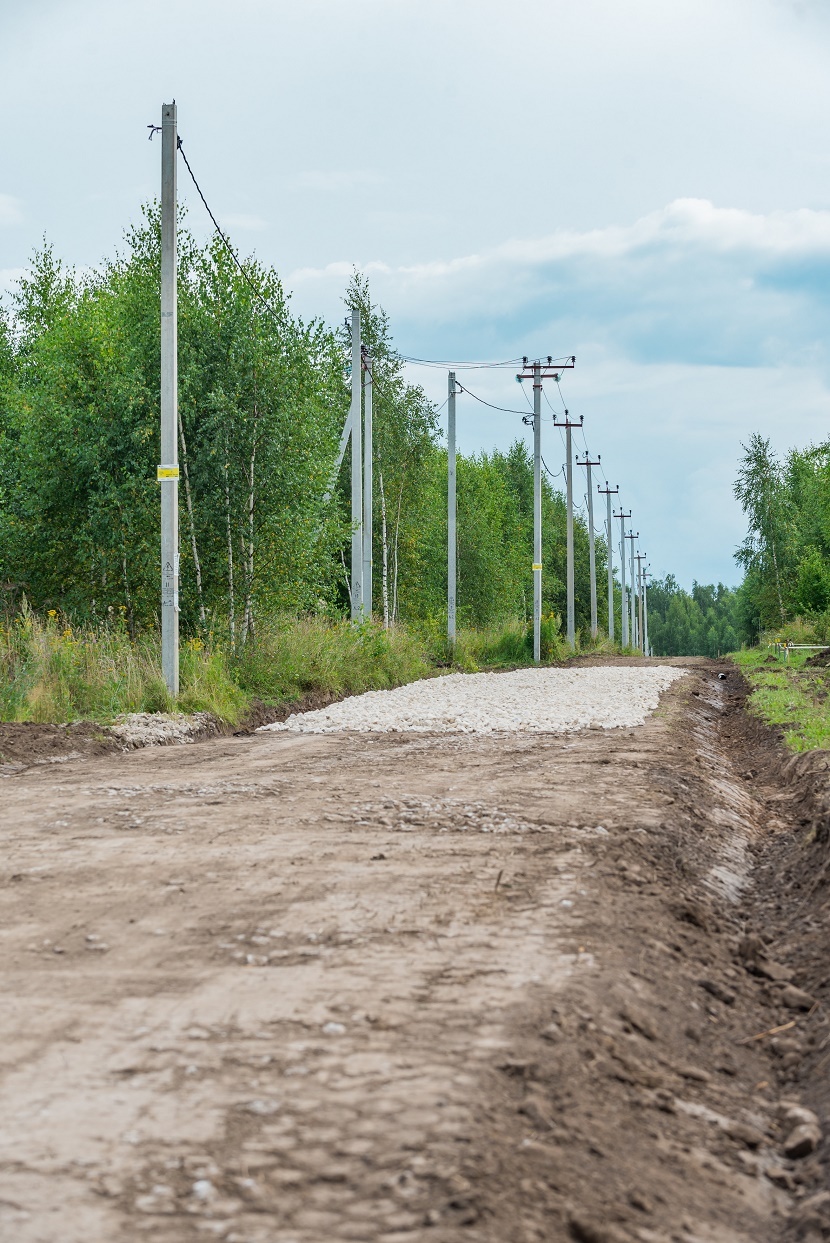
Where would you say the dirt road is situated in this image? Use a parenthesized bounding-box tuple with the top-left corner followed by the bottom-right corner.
(2, 658, 829, 1242)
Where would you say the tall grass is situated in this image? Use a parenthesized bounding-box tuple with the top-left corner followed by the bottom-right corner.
(0, 610, 247, 724)
(232, 616, 430, 701)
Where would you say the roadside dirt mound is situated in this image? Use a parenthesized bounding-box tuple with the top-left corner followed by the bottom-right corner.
(0, 719, 119, 767)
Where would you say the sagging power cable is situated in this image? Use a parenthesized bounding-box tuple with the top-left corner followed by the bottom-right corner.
(454, 382, 530, 416)
(161, 128, 282, 322)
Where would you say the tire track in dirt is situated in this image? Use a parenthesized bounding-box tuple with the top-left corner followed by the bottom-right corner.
(0, 659, 823, 1241)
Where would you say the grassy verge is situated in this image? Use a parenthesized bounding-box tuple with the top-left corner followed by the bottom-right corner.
(732, 645, 830, 752)
(0, 609, 628, 726)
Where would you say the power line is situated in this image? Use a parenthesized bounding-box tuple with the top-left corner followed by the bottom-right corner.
(175, 136, 281, 321)
(401, 356, 526, 370)
(402, 355, 574, 370)
(455, 383, 530, 416)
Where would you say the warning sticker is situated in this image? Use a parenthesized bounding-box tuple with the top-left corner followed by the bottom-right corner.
(157, 465, 179, 480)
(532, 563, 543, 571)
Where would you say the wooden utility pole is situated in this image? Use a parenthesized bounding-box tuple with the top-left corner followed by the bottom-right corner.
(599, 484, 619, 643)
(447, 371, 457, 649)
(615, 510, 632, 647)
(159, 101, 179, 696)
(578, 453, 601, 640)
(516, 357, 576, 661)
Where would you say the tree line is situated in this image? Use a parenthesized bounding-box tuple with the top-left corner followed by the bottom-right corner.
(733, 431, 830, 641)
(0, 210, 613, 644)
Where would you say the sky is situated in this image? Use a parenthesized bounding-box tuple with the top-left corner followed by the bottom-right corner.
(3, 0, 830, 588)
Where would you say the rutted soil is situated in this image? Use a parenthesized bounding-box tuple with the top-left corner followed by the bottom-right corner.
(1, 658, 830, 1242)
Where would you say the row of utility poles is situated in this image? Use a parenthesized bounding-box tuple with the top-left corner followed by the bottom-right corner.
(155, 102, 651, 692)
(306, 327, 653, 662)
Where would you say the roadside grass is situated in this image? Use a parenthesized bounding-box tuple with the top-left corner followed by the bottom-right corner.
(232, 616, 430, 702)
(732, 645, 830, 752)
(0, 611, 249, 725)
(0, 607, 635, 726)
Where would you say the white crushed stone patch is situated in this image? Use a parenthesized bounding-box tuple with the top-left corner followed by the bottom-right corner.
(259, 666, 687, 736)
(110, 711, 217, 749)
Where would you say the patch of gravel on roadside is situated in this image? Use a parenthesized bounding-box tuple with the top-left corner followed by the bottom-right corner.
(110, 711, 220, 749)
(259, 665, 687, 735)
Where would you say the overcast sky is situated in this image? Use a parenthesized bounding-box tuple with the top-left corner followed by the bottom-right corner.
(3, 0, 830, 588)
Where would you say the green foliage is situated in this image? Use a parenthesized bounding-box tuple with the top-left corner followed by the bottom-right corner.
(646, 576, 740, 656)
(733, 434, 830, 638)
(0, 213, 348, 634)
(231, 616, 430, 702)
(0, 225, 619, 647)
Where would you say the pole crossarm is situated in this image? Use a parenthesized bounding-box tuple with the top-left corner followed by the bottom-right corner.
(515, 355, 576, 382)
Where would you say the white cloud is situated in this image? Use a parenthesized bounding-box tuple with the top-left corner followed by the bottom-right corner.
(0, 194, 23, 227)
(291, 198, 830, 290)
(287, 199, 830, 377)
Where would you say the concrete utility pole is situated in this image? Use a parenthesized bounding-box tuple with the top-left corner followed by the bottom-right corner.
(643, 570, 651, 657)
(578, 453, 601, 640)
(599, 484, 619, 643)
(159, 101, 179, 696)
(533, 362, 542, 661)
(516, 356, 576, 662)
(552, 412, 584, 650)
(615, 510, 631, 647)
(625, 530, 639, 650)
(350, 310, 362, 620)
(447, 371, 457, 648)
(362, 352, 373, 617)
(635, 553, 647, 655)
